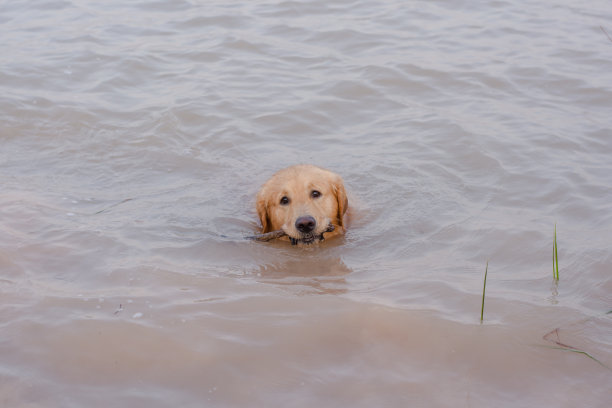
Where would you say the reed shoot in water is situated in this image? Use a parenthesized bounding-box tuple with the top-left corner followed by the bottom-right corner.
(553, 224, 559, 281)
(480, 261, 488, 323)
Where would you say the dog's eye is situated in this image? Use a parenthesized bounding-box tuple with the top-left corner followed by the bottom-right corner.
(280, 196, 290, 205)
(311, 190, 321, 198)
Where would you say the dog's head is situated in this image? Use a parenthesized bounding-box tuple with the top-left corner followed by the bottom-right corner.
(256, 165, 348, 244)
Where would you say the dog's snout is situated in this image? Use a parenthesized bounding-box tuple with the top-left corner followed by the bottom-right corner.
(295, 215, 316, 233)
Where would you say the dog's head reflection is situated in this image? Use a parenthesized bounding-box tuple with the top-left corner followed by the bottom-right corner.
(256, 256, 351, 294)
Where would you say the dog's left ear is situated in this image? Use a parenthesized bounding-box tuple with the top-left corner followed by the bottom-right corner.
(332, 176, 348, 226)
(256, 192, 271, 233)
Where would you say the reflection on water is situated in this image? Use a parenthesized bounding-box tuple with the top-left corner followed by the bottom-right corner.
(1, 0, 612, 406)
(257, 256, 352, 295)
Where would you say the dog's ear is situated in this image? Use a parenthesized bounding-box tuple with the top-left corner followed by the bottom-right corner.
(332, 176, 348, 227)
(256, 192, 271, 233)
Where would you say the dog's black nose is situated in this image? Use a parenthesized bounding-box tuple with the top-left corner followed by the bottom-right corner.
(295, 216, 316, 233)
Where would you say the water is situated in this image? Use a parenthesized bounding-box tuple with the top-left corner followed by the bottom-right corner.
(1, 0, 611, 406)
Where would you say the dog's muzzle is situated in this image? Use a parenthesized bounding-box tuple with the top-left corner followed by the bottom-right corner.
(290, 223, 335, 245)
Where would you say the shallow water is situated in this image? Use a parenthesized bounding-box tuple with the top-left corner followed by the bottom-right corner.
(1, 0, 611, 406)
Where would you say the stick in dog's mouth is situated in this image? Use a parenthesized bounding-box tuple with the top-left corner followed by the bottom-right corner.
(246, 229, 287, 242)
(291, 223, 335, 245)
(247, 224, 335, 244)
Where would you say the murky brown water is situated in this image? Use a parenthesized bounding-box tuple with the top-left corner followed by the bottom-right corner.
(1, 0, 612, 406)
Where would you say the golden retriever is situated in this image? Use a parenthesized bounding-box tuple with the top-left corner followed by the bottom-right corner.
(256, 165, 348, 245)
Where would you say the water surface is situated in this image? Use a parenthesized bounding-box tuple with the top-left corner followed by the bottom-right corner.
(1, 0, 611, 407)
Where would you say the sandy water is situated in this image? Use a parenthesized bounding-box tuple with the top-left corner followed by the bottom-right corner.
(1, 0, 611, 406)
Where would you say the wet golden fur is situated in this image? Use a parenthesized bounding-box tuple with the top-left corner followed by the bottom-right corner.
(256, 165, 348, 244)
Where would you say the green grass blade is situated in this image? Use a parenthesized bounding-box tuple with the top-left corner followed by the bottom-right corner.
(480, 261, 488, 323)
(553, 224, 559, 281)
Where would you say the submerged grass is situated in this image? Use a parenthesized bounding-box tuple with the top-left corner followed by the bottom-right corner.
(480, 261, 488, 323)
(539, 345, 610, 370)
(553, 224, 559, 281)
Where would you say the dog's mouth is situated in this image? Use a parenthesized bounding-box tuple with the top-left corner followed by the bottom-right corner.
(289, 224, 335, 246)
(290, 233, 317, 245)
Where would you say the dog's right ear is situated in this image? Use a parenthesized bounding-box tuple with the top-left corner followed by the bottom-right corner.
(256, 192, 271, 233)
